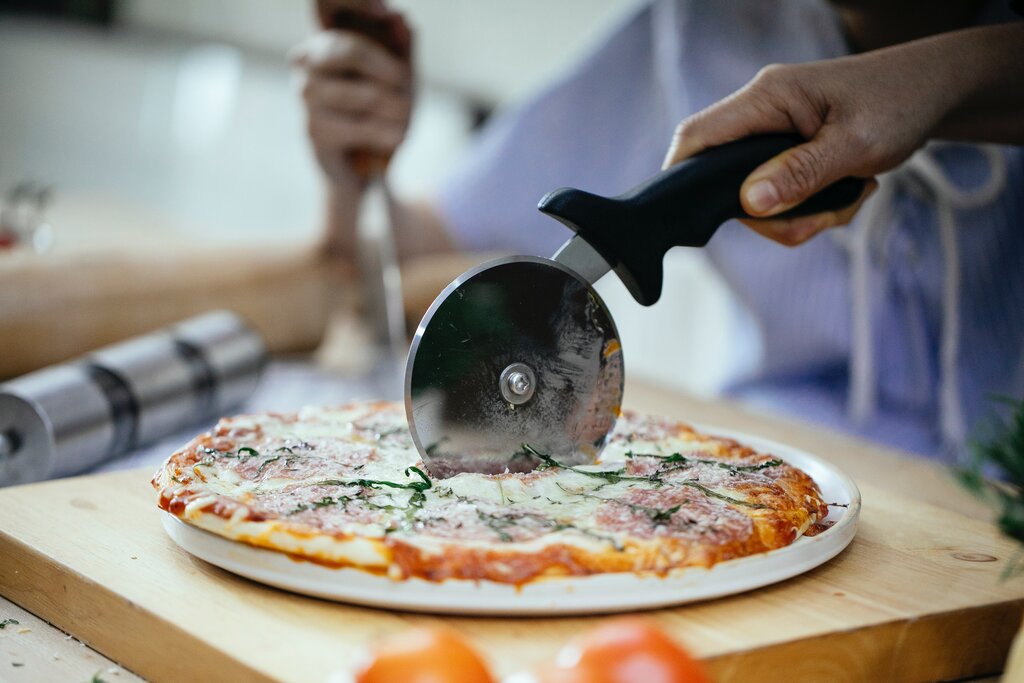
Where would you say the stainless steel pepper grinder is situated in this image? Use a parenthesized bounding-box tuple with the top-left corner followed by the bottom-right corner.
(0, 310, 266, 487)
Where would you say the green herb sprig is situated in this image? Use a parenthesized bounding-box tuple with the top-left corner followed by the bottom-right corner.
(198, 446, 262, 466)
(316, 466, 432, 493)
(291, 468, 433, 528)
(959, 397, 1024, 577)
(627, 451, 783, 473)
(525, 444, 771, 510)
(523, 444, 643, 484)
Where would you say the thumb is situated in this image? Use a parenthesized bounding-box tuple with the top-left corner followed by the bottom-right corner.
(740, 130, 848, 217)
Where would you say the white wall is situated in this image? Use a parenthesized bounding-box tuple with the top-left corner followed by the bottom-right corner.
(119, 0, 638, 105)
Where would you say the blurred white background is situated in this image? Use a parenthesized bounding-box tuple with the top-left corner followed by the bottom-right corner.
(0, 0, 754, 397)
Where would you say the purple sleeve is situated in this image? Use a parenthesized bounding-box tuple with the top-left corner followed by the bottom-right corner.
(434, 2, 672, 257)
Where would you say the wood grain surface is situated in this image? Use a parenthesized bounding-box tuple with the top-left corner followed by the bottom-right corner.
(0, 594, 144, 683)
(0, 451, 1020, 682)
(0, 246, 338, 379)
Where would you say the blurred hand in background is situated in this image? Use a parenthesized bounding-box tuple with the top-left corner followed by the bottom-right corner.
(290, 0, 414, 257)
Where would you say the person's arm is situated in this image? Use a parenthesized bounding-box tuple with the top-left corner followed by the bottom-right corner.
(663, 22, 1024, 246)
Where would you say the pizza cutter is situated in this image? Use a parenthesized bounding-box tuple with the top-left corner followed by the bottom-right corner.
(406, 134, 865, 477)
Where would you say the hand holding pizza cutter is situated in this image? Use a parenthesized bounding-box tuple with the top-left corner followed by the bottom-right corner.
(406, 133, 866, 477)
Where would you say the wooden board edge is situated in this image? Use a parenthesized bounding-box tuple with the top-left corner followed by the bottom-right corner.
(0, 529, 274, 683)
(704, 599, 1024, 682)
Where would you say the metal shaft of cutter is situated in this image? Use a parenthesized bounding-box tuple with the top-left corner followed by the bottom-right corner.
(551, 235, 613, 286)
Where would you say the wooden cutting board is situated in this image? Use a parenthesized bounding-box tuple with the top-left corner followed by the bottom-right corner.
(0, 468, 1021, 683)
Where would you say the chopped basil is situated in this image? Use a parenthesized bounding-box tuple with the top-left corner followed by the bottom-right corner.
(627, 451, 784, 473)
(477, 510, 515, 542)
(198, 446, 262, 466)
(650, 504, 681, 525)
(561, 486, 686, 526)
(680, 480, 771, 509)
(0, 618, 18, 629)
(289, 494, 355, 515)
(255, 456, 281, 476)
(315, 466, 431, 494)
(523, 445, 645, 484)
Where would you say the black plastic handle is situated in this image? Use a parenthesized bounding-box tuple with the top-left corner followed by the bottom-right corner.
(537, 133, 866, 306)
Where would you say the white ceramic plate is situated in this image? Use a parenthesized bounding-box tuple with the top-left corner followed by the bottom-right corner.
(161, 426, 860, 615)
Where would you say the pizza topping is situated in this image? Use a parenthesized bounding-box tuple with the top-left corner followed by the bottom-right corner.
(414, 500, 554, 544)
(594, 488, 752, 542)
(625, 451, 783, 475)
(154, 402, 827, 582)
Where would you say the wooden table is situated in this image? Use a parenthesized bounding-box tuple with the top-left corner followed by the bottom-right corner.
(0, 379, 1016, 682)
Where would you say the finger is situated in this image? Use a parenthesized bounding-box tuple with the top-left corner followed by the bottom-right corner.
(738, 178, 878, 246)
(314, 0, 389, 29)
(663, 73, 795, 168)
(739, 127, 853, 216)
(739, 214, 837, 246)
(308, 112, 405, 153)
(303, 76, 410, 122)
(293, 31, 409, 89)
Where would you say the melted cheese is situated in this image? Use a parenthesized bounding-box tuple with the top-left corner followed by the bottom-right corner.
(154, 402, 823, 582)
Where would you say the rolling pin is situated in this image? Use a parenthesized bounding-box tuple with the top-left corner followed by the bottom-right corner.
(0, 245, 335, 379)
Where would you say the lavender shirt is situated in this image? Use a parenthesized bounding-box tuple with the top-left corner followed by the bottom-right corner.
(436, 0, 1024, 460)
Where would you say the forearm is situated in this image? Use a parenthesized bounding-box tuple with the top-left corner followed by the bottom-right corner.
(915, 22, 1024, 144)
(323, 179, 366, 259)
(323, 181, 455, 262)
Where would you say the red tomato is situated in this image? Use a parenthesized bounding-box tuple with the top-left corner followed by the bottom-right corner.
(540, 618, 710, 683)
(354, 627, 496, 683)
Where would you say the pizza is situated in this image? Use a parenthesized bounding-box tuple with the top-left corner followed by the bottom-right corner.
(152, 401, 828, 584)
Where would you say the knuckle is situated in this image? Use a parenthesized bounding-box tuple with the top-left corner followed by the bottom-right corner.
(326, 32, 362, 65)
(300, 78, 316, 102)
(331, 31, 356, 53)
(306, 116, 321, 140)
(382, 127, 404, 148)
(345, 33, 376, 63)
(674, 113, 706, 144)
(781, 146, 826, 199)
(397, 95, 413, 119)
(753, 63, 787, 86)
(840, 121, 876, 159)
(308, 116, 342, 148)
(357, 84, 380, 109)
(674, 117, 697, 140)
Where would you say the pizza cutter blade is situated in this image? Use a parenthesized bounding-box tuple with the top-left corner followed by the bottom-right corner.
(405, 251, 623, 478)
(406, 134, 866, 476)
